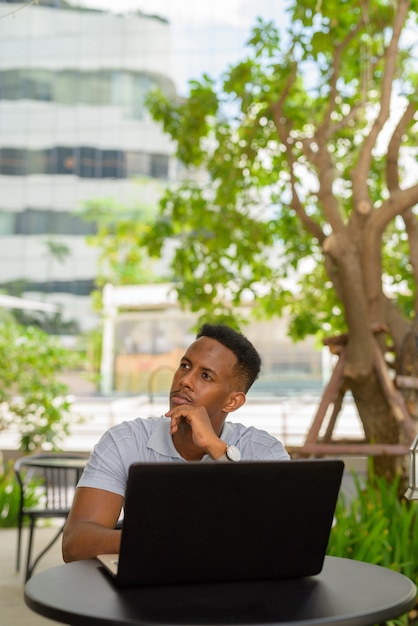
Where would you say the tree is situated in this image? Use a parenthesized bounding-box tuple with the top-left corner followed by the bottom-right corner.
(145, 0, 418, 476)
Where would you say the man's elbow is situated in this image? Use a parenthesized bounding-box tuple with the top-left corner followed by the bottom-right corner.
(62, 526, 83, 562)
(62, 536, 75, 562)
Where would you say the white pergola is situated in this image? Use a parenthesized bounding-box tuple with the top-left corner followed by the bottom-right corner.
(100, 283, 177, 394)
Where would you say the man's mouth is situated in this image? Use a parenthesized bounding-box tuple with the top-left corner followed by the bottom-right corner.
(170, 392, 192, 406)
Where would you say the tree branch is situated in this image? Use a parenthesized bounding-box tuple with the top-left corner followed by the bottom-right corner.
(319, 7, 367, 135)
(386, 100, 416, 191)
(373, 185, 418, 228)
(308, 15, 367, 234)
(271, 67, 325, 242)
(403, 207, 418, 315)
(352, 0, 410, 209)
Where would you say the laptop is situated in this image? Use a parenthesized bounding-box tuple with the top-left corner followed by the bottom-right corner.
(97, 458, 344, 587)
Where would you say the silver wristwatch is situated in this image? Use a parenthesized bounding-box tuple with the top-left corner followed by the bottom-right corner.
(216, 444, 241, 462)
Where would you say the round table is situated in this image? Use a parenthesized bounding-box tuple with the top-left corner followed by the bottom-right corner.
(24, 555, 417, 626)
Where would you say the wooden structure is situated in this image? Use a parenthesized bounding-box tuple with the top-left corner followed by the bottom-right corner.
(290, 332, 417, 458)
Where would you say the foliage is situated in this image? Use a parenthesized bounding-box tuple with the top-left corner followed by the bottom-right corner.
(327, 469, 418, 588)
(44, 238, 71, 264)
(0, 461, 39, 528)
(143, 0, 418, 472)
(0, 321, 80, 452)
(77, 187, 164, 302)
(144, 0, 418, 340)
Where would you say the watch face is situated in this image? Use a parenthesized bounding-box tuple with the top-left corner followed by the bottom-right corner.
(226, 445, 241, 462)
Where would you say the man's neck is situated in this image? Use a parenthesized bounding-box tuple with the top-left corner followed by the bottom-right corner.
(172, 430, 205, 461)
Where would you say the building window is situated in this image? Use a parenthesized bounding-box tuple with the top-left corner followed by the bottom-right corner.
(101, 149, 123, 178)
(0, 146, 168, 180)
(77, 147, 98, 178)
(151, 154, 169, 179)
(0, 69, 174, 120)
(126, 151, 169, 179)
(54, 147, 76, 175)
(27, 150, 48, 175)
(0, 209, 97, 236)
(0, 210, 15, 235)
(0, 148, 25, 175)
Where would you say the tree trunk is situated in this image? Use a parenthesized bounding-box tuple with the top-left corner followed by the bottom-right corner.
(350, 372, 401, 480)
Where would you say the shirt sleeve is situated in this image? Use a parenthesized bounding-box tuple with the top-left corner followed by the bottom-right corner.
(77, 424, 133, 496)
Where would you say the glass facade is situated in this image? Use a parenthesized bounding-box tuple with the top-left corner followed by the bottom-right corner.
(0, 3, 175, 324)
(0, 209, 97, 236)
(0, 147, 169, 179)
(0, 69, 174, 119)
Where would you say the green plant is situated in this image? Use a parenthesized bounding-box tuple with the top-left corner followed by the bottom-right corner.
(0, 320, 81, 452)
(327, 467, 418, 622)
(0, 461, 39, 528)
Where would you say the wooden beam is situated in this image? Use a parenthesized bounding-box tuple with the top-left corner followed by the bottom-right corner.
(323, 386, 346, 442)
(304, 347, 347, 445)
(396, 375, 418, 390)
(289, 443, 410, 457)
(372, 338, 416, 442)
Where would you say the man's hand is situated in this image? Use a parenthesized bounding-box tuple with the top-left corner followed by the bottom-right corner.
(165, 405, 226, 460)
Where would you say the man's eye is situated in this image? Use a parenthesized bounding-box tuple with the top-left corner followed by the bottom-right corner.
(202, 372, 212, 380)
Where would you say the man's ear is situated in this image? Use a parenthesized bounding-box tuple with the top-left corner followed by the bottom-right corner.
(223, 391, 246, 414)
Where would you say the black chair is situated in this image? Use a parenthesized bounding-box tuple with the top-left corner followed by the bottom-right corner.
(14, 452, 88, 581)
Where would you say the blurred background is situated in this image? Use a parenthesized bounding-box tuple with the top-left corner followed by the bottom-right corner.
(0, 0, 324, 399)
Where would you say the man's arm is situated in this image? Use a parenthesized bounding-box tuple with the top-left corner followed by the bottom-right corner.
(62, 486, 124, 562)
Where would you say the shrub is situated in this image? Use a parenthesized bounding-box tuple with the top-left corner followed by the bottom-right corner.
(327, 467, 418, 623)
(0, 321, 81, 452)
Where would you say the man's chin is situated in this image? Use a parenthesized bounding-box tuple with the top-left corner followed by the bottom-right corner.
(179, 418, 192, 431)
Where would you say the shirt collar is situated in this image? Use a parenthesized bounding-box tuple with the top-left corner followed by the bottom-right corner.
(147, 418, 183, 459)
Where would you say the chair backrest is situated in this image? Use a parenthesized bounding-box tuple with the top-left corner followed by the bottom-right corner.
(14, 453, 88, 513)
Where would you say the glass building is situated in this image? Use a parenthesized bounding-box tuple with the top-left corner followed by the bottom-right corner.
(0, 0, 176, 329)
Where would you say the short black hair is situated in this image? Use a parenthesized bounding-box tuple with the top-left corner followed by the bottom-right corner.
(196, 323, 261, 392)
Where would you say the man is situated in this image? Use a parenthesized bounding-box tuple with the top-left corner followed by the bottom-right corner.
(62, 323, 289, 562)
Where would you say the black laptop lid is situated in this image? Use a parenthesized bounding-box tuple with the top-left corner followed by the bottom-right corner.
(116, 459, 344, 587)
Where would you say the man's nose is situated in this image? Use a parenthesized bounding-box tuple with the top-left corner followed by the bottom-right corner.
(180, 369, 195, 390)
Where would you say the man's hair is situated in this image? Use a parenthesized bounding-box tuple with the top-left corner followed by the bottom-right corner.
(196, 323, 261, 392)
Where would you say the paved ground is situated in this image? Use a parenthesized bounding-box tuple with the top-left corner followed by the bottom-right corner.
(0, 525, 65, 625)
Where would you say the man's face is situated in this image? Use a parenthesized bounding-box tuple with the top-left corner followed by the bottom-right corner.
(169, 336, 240, 433)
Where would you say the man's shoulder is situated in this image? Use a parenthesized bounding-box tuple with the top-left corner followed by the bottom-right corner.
(225, 421, 290, 459)
(225, 421, 277, 443)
